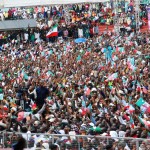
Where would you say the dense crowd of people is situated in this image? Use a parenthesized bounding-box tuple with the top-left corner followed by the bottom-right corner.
(0, 2, 149, 150)
(0, 27, 149, 149)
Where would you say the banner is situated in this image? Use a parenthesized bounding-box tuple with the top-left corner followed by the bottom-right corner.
(4, 0, 109, 7)
(147, 7, 150, 30)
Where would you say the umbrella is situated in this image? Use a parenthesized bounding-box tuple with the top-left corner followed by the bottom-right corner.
(75, 38, 87, 43)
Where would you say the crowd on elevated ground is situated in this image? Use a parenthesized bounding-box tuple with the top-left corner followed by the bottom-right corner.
(0, 2, 148, 30)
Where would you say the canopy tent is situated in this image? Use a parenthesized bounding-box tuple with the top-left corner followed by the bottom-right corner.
(0, 19, 37, 31)
(0, 0, 4, 8)
(4, 0, 109, 7)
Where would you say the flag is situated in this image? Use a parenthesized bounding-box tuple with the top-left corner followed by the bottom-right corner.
(63, 46, 66, 51)
(47, 50, 53, 56)
(17, 111, 31, 122)
(88, 103, 92, 111)
(58, 55, 61, 60)
(20, 70, 24, 79)
(46, 25, 58, 38)
(91, 116, 96, 125)
(0, 94, 3, 100)
(108, 82, 113, 86)
(31, 103, 37, 111)
(118, 116, 126, 125)
(39, 44, 43, 51)
(127, 59, 136, 72)
(7, 73, 10, 78)
(85, 88, 91, 96)
(0, 73, 3, 80)
(84, 51, 90, 57)
(143, 87, 148, 94)
(108, 73, 118, 80)
(127, 63, 136, 71)
(0, 114, 8, 118)
(129, 116, 134, 129)
(127, 105, 135, 114)
(76, 55, 81, 61)
(133, 49, 141, 55)
(111, 88, 115, 94)
(136, 97, 150, 113)
(106, 46, 113, 62)
(112, 55, 118, 61)
(119, 47, 124, 53)
(41, 51, 45, 56)
(23, 73, 29, 80)
(47, 71, 55, 77)
(128, 57, 134, 65)
(123, 114, 130, 121)
(135, 97, 145, 107)
(37, 70, 40, 76)
(101, 48, 106, 53)
(140, 102, 150, 113)
(82, 100, 86, 108)
(30, 52, 36, 61)
(138, 116, 150, 128)
(81, 108, 87, 116)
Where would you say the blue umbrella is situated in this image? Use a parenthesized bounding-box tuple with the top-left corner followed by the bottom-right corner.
(75, 38, 87, 43)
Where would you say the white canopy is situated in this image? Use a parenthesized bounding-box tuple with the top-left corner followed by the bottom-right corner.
(0, 0, 4, 8)
(4, 0, 109, 8)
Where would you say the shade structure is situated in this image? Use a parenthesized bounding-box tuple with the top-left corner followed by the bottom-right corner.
(0, 19, 37, 31)
(4, 0, 109, 7)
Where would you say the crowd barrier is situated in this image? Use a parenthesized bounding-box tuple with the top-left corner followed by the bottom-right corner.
(0, 132, 149, 150)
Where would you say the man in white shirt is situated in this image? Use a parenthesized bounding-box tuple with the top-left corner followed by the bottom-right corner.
(33, 13, 37, 19)
(24, 33, 29, 41)
(44, 7, 48, 13)
(0, 11, 4, 21)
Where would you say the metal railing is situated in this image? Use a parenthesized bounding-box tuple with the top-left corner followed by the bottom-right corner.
(0, 132, 149, 150)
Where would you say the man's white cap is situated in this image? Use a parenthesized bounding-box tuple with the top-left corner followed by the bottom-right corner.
(118, 90, 124, 94)
(89, 122, 94, 127)
(91, 88, 97, 92)
(48, 118, 55, 122)
(42, 143, 49, 150)
(11, 107, 17, 112)
(34, 114, 40, 120)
